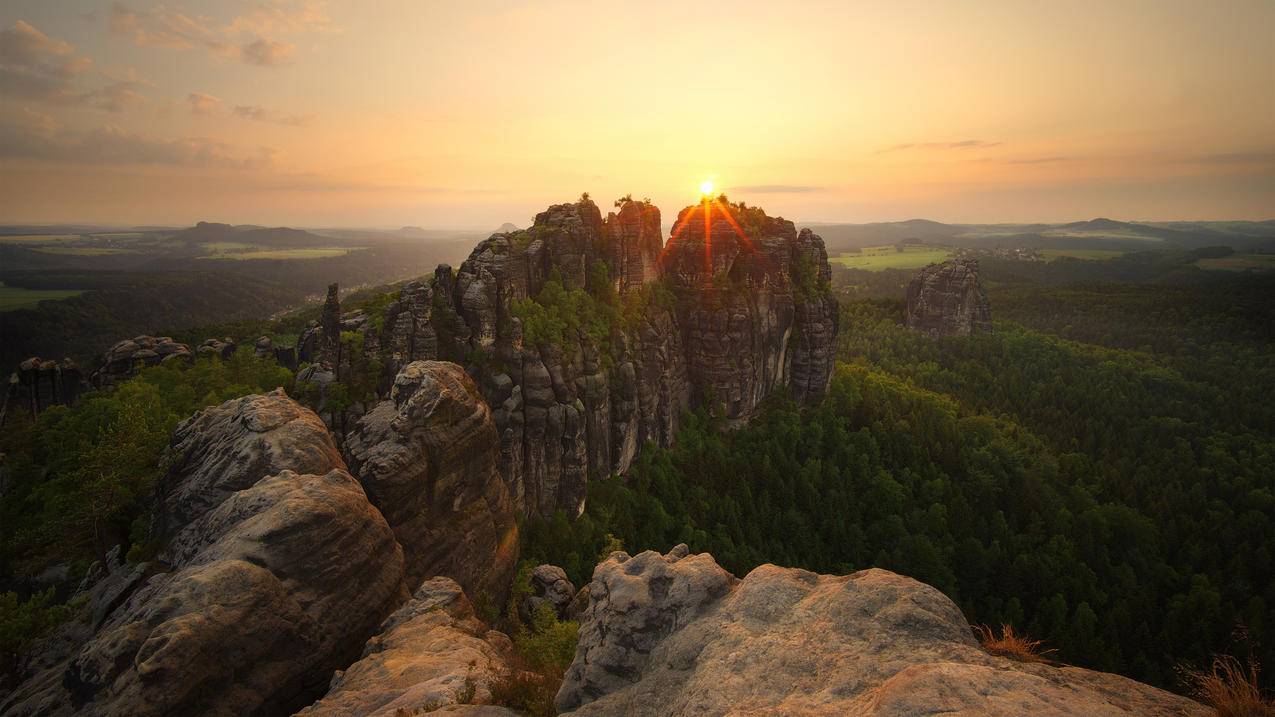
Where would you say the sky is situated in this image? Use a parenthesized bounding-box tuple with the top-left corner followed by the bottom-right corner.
(0, 0, 1272, 228)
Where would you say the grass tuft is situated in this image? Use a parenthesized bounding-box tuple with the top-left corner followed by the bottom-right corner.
(1179, 656, 1275, 717)
(974, 623, 1056, 664)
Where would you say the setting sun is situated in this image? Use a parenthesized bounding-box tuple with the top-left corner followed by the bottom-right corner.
(700, 180, 715, 196)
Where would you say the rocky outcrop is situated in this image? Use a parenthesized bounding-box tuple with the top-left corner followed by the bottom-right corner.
(319, 197, 835, 517)
(2, 391, 408, 717)
(557, 547, 1207, 717)
(6, 357, 82, 420)
(344, 361, 518, 600)
(153, 388, 346, 535)
(196, 337, 237, 359)
(90, 335, 192, 386)
(905, 258, 992, 337)
(660, 202, 838, 422)
(521, 564, 576, 622)
(299, 577, 517, 717)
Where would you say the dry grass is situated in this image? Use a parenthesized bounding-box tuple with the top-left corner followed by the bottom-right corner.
(973, 623, 1056, 664)
(1180, 656, 1275, 717)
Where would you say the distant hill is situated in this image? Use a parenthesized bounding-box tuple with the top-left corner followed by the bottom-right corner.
(169, 222, 335, 247)
(808, 217, 1275, 253)
(496, 222, 520, 233)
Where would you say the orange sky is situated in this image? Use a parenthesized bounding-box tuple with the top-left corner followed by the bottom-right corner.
(1, 0, 1272, 228)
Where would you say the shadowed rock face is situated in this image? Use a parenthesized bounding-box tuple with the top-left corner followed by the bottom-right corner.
(660, 203, 838, 421)
(344, 361, 519, 600)
(905, 258, 992, 337)
(337, 197, 837, 517)
(557, 547, 1209, 717)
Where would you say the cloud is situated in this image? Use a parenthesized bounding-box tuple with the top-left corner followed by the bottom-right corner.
(0, 20, 150, 113)
(0, 20, 94, 104)
(187, 91, 222, 114)
(110, 1, 331, 67)
(241, 37, 295, 66)
(0, 110, 273, 169)
(880, 140, 1002, 153)
(232, 104, 312, 126)
(726, 184, 822, 194)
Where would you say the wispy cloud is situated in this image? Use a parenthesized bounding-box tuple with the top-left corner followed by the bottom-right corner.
(187, 91, 221, 115)
(879, 140, 1002, 153)
(726, 184, 822, 194)
(0, 109, 273, 169)
(0, 20, 146, 111)
(232, 104, 313, 126)
(109, 1, 332, 67)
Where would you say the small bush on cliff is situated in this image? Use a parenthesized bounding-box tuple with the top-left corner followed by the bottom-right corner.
(489, 561, 579, 717)
(511, 269, 618, 362)
(0, 588, 74, 658)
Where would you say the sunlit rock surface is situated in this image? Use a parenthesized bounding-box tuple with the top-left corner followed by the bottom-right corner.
(298, 577, 518, 717)
(557, 547, 1208, 717)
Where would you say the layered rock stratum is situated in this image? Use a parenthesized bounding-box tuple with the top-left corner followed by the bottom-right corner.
(556, 546, 1208, 717)
(320, 196, 838, 516)
(905, 258, 993, 337)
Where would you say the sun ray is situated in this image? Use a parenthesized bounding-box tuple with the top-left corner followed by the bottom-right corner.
(713, 197, 757, 253)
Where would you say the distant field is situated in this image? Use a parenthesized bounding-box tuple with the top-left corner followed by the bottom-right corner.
(833, 245, 952, 271)
(1041, 228, 1163, 242)
(199, 246, 358, 260)
(1040, 249, 1126, 261)
(0, 281, 85, 312)
(32, 247, 134, 256)
(0, 234, 80, 244)
(1196, 253, 1275, 271)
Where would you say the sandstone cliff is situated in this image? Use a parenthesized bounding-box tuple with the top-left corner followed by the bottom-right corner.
(0, 370, 517, 717)
(320, 196, 837, 517)
(556, 546, 1208, 717)
(344, 361, 518, 600)
(905, 258, 992, 337)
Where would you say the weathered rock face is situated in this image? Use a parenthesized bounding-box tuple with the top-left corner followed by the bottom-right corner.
(90, 335, 192, 387)
(318, 197, 835, 517)
(557, 548, 1208, 717)
(344, 361, 518, 600)
(660, 203, 838, 421)
(2, 392, 408, 717)
(905, 258, 992, 337)
(154, 387, 346, 536)
(299, 577, 518, 717)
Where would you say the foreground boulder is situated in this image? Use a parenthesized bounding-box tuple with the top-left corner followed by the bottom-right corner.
(1, 393, 408, 717)
(905, 258, 992, 337)
(557, 547, 1207, 716)
(344, 361, 519, 601)
(299, 577, 518, 717)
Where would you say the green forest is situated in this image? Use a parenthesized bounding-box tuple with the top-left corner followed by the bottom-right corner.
(525, 265, 1275, 691)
